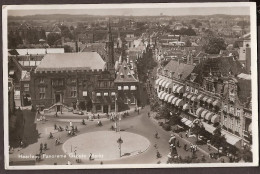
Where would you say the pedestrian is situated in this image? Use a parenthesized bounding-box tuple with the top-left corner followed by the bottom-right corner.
(40, 143, 43, 150)
(65, 125, 68, 131)
(55, 138, 58, 145)
(185, 130, 189, 138)
(137, 108, 139, 114)
(169, 134, 176, 146)
(69, 121, 73, 128)
(184, 144, 187, 151)
(55, 111, 58, 117)
(44, 143, 47, 150)
(190, 144, 193, 152)
(176, 140, 180, 148)
(20, 141, 24, 148)
(54, 124, 57, 130)
(98, 114, 100, 119)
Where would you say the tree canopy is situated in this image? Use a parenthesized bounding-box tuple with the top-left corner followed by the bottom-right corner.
(46, 32, 61, 46)
(203, 36, 227, 54)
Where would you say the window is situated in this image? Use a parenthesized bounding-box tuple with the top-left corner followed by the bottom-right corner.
(130, 96, 135, 104)
(71, 78, 76, 83)
(39, 87, 45, 99)
(124, 97, 128, 104)
(40, 77, 44, 83)
(24, 83, 29, 92)
(104, 81, 108, 88)
(58, 79, 63, 86)
(71, 86, 77, 97)
(96, 105, 101, 112)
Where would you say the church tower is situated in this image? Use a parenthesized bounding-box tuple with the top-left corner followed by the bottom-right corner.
(106, 21, 115, 74)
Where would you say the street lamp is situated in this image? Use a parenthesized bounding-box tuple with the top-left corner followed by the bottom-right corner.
(117, 137, 123, 157)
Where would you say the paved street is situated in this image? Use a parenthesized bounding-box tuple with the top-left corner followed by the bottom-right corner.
(9, 106, 218, 165)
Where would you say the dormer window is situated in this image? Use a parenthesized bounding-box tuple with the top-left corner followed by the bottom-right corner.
(127, 72, 131, 77)
(170, 71, 175, 78)
(120, 72, 124, 78)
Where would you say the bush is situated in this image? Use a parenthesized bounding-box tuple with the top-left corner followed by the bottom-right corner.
(158, 122, 163, 126)
(162, 123, 171, 131)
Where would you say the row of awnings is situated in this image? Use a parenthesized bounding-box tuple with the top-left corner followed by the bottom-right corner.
(181, 118, 193, 127)
(155, 78, 184, 93)
(183, 93, 221, 107)
(157, 91, 184, 107)
(196, 107, 220, 123)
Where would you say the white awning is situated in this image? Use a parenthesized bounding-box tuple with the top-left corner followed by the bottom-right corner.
(167, 95, 175, 103)
(183, 93, 188, 98)
(207, 98, 213, 104)
(205, 112, 214, 121)
(124, 86, 129, 90)
(111, 92, 116, 96)
(161, 92, 168, 100)
(161, 80, 168, 88)
(130, 85, 136, 90)
(211, 114, 220, 123)
(104, 92, 109, 96)
(201, 110, 209, 118)
(176, 99, 184, 106)
(202, 96, 208, 102)
(9, 70, 15, 75)
(222, 130, 242, 146)
(158, 79, 166, 86)
(83, 91, 88, 96)
(185, 120, 193, 127)
(164, 93, 171, 101)
(155, 78, 163, 85)
(176, 86, 184, 93)
(197, 94, 204, 100)
(181, 117, 188, 123)
(172, 85, 179, 93)
(202, 122, 216, 134)
(96, 92, 101, 96)
(187, 94, 192, 99)
(172, 97, 178, 105)
(196, 107, 204, 117)
(191, 96, 198, 102)
(213, 100, 221, 107)
(118, 86, 122, 90)
(158, 91, 164, 99)
(183, 103, 189, 110)
(248, 122, 252, 132)
(165, 82, 173, 88)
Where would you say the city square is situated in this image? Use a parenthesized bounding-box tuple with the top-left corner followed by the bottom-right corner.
(5, 3, 256, 168)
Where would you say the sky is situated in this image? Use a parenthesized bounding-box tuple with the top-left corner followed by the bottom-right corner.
(8, 7, 250, 16)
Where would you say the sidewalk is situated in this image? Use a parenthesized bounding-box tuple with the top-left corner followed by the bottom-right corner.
(150, 112, 218, 157)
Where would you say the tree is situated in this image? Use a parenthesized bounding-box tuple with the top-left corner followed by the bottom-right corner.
(211, 127, 226, 153)
(185, 39, 192, 47)
(47, 32, 61, 46)
(238, 146, 252, 162)
(203, 36, 227, 54)
(168, 112, 181, 126)
(64, 45, 73, 53)
(190, 121, 205, 142)
(158, 104, 170, 123)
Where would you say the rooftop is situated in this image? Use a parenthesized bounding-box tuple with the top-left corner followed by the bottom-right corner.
(115, 60, 138, 83)
(35, 52, 106, 72)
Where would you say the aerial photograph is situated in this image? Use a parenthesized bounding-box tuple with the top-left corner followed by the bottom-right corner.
(4, 3, 257, 169)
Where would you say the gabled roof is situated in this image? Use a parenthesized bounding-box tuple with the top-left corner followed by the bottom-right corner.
(114, 60, 138, 83)
(35, 52, 106, 72)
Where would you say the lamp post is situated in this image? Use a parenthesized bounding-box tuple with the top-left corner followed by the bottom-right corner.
(117, 137, 123, 157)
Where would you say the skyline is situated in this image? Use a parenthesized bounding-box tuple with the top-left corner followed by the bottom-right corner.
(8, 7, 250, 17)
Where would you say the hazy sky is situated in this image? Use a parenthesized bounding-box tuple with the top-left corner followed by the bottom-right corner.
(8, 7, 250, 16)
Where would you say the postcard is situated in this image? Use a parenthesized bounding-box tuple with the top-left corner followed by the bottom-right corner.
(2, 2, 258, 169)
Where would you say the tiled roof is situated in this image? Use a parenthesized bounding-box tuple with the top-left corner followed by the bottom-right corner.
(114, 60, 138, 83)
(193, 56, 246, 85)
(35, 52, 106, 72)
(163, 60, 195, 80)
